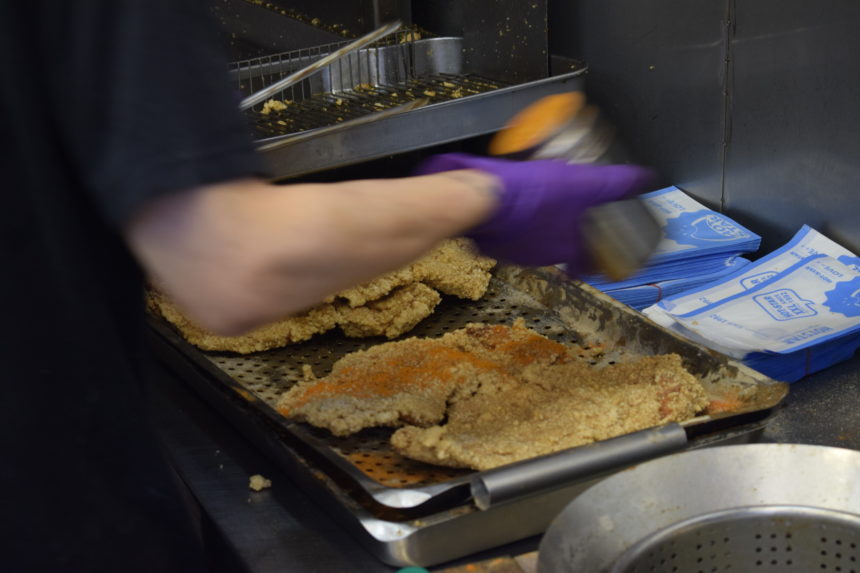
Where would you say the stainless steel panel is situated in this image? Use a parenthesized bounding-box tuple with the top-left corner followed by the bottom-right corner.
(550, 0, 728, 205)
(723, 0, 860, 253)
(263, 0, 411, 36)
(550, 0, 860, 252)
(212, 0, 344, 58)
(412, 0, 549, 83)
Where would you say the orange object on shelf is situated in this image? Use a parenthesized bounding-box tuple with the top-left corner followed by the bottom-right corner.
(488, 91, 586, 156)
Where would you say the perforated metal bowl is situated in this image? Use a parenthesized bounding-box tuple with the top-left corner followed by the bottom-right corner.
(538, 444, 860, 573)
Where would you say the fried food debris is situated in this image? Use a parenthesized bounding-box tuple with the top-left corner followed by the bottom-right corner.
(260, 99, 289, 115)
(277, 320, 709, 470)
(147, 239, 495, 353)
(249, 474, 272, 491)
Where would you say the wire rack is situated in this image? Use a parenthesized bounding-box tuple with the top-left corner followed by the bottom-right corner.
(228, 31, 509, 139)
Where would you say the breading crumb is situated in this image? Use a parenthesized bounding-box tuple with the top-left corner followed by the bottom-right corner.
(249, 474, 272, 491)
(260, 99, 289, 115)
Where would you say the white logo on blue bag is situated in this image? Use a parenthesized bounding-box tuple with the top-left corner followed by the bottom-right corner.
(667, 211, 752, 246)
(823, 277, 860, 318)
(741, 271, 778, 290)
(753, 288, 818, 321)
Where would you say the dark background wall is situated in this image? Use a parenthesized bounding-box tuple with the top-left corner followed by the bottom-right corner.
(549, 0, 860, 254)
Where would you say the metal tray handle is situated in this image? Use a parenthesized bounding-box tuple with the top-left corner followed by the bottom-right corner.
(470, 423, 689, 511)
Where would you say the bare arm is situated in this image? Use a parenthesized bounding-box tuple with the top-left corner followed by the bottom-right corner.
(125, 171, 499, 335)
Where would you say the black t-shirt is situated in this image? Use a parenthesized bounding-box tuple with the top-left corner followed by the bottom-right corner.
(0, 2, 262, 571)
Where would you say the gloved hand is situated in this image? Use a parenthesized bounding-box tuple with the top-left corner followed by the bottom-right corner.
(414, 153, 656, 275)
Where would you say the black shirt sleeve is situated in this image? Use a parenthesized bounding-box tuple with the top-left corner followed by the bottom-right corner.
(45, 1, 265, 227)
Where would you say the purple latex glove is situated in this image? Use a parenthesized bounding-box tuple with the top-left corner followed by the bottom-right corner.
(415, 153, 656, 274)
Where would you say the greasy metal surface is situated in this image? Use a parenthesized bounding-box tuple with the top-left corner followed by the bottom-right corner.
(538, 444, 860, 573)
(612, 507, 860, 573)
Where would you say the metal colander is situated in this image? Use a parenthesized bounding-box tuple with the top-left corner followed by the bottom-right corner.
(613, 506, 860, 573)
(538, 444, 860, 573)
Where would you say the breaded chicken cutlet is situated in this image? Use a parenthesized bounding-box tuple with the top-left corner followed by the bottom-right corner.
(391, 353, 707, 470)
(334, 238, 496, 306)
(147, 288, 339, 353)
(335, 282, 441, 339)
(147, 239, 495, 353)
(277, 321, 709, 470)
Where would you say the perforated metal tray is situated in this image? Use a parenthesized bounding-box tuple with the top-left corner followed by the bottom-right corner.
(149, 266, 788, 511)
(148, 266, 789, 566)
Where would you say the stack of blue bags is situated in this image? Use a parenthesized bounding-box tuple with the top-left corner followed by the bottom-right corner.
(584, 186, 761, 310)
(643, 225, 860, 382)
(579, 186, 860, 382)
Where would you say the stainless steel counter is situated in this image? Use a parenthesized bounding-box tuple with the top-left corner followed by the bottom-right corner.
(150, 349, 860, 572)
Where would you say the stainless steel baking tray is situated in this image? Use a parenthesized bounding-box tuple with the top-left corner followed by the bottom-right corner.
(148, 265, 788, 566)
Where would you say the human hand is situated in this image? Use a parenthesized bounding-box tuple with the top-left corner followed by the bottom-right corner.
(414, 153, 656, 275)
